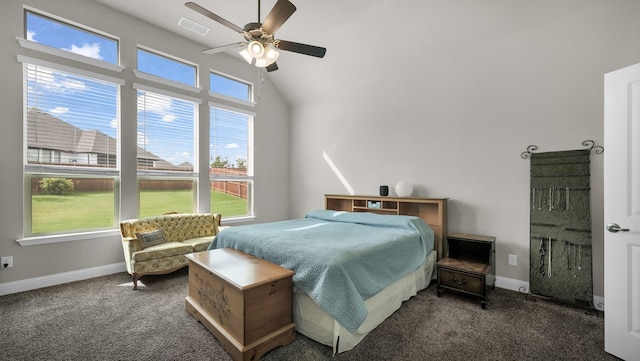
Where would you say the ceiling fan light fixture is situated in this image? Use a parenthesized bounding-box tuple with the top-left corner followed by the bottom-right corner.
(254, 57, 268, 68)
(239, 48, 254, 64)
(254, 46, 279, 68)
(264, 45, 279, 62)
(247, 41, 265, 58)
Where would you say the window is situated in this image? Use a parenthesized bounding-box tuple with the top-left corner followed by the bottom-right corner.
(210, 106, 254, 218)
(209, 72, 254, 219)
(136, 87, 198, 217)
(24, 10, 118, 65)
(210, 72, 252, 102)
(23, 62, 121, 235)
(137, 48, 197, 87)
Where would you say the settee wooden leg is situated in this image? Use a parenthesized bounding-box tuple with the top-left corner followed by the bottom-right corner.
(133, 275, 139, 290)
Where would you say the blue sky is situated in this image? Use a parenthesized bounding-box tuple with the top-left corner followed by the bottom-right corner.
(26, 11, 249, 168)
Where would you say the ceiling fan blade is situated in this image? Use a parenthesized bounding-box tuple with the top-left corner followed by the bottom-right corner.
(185, 2, 244, 34)
(261, 0, 296, 35)
(202, 42, 247, 54)
(275, 40, 326, 58)
(266, 62, 279, 72)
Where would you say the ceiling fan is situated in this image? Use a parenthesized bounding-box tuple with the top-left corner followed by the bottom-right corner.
(185, 0, 326, 72)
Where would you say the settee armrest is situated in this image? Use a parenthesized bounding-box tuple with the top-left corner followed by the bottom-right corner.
(121, 236, 144, 255)
(121, 236, 137, 243)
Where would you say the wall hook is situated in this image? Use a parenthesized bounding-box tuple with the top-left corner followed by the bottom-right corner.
(581, 140, 604, 154)
(521, 145, 538, 159)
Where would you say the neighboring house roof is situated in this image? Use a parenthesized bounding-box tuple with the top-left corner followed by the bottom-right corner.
(26, 108, 190, 169)
(27, 109, 80, 153)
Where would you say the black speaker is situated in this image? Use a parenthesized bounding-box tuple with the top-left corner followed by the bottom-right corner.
(379, 185, 389, 196)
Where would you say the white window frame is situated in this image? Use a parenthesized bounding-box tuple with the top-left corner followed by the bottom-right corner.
(134, 83, 201, 217)
(209, 101, 255, 221)
(18, 57, 124, 244)
(209, 70, 256, 108)
(20, 7, 122, 72)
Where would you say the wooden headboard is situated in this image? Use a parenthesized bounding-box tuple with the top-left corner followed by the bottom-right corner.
(324, 194, 448, 260)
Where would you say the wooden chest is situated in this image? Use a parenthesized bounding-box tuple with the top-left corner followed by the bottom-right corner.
(185, 248, 295, 361)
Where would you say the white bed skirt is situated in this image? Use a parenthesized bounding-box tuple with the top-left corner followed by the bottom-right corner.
(292, 250, 437, 354)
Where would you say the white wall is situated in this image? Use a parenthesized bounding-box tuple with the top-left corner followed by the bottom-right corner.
(0, 0, 290, 287)
(288, 0, 640, 299)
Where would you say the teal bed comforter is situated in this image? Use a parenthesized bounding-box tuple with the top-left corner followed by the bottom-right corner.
(208, 209, 434, 332)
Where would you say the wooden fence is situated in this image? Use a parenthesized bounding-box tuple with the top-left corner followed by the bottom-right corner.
(210, 168, 248, 199)
(31, 168, 248, 200)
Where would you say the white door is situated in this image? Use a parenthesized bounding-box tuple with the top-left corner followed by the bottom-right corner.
(604, 62, 640, 360)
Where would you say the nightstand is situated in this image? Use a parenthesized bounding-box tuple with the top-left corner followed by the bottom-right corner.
(437, 233, 496, 309)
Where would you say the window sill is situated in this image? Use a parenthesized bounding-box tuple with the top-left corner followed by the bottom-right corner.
(17, 229, 120, 246)
(221, 216, 256, 225)
(209, 90, 256, 108)
(133, 70, 202, 94)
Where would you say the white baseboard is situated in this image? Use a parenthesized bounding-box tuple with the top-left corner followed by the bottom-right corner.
(495, 276, 530, 293)
(0, 262, 126, 296)
(494, 276, 604, 312)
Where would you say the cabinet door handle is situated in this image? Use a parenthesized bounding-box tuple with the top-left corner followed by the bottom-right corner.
(453, 278, 467, 285)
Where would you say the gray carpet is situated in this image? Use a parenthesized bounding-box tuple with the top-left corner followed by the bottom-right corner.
(0, 269, 619, 360)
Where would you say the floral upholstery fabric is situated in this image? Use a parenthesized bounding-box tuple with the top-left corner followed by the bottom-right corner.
(132, 242, 194, 262)
(119, 213, 221, 289)
(181, 237, 216, 252)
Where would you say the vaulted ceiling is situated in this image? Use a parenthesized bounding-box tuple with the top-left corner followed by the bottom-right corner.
(94, 0, 610, 105)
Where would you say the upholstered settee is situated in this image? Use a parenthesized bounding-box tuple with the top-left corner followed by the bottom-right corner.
(119, 213, 221, 289)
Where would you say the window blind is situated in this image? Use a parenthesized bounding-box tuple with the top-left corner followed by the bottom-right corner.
(210, 107, 251, 173)
(136, 89, 197, 174)
(24, 63, 119, 174)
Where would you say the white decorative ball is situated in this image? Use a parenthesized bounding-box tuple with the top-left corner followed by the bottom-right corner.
(395, 181, 413, 197)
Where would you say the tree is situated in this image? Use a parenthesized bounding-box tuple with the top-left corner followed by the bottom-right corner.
(211, 155, 229, 168)
(236, 158, 247, 169)
(39, 178, 74, 195)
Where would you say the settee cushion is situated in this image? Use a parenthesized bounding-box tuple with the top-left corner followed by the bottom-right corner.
(182, 236, 216, 252)
(136, 229, 166, 249)
(132, 242, 193, 262)
(131, 242, 193, 262)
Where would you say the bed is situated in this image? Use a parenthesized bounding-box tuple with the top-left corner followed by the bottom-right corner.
(208, 207, 442, 353)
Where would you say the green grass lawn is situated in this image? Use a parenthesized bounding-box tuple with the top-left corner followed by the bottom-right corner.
(31, 190, 247, 234)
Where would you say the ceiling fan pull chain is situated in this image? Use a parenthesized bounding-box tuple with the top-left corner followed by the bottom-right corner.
(256, 67, 264, 101)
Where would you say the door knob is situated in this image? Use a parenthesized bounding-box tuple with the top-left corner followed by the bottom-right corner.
(606, 223, 630, 233)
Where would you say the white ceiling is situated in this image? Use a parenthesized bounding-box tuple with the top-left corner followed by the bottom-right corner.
(94, 0, 370, 104)
(93, 0, 610, 105)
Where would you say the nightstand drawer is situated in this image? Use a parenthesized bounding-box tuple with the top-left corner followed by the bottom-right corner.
(438, 268, 484, 295)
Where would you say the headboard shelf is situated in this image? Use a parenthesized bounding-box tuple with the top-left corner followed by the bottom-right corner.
(324, 194, 448, 260)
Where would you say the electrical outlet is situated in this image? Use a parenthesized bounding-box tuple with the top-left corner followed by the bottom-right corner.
(508, 254, 517, 266)
(1, 256, 13, 268)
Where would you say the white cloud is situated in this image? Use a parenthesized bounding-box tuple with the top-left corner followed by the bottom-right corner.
(27, 30, 37, 42)
(26, 64, 87, 93)
(226, 143, 239, 149)
(64, 43, 103, 60)
(162, 114, 176, 122)
(59, 78, 87, 91)
(110, 119, 118, 128)
(49, 107, 69, 114)
(137, 92, 173, 115)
